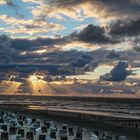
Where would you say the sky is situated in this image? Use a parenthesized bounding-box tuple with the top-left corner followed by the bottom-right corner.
(0, 0, 140, 96)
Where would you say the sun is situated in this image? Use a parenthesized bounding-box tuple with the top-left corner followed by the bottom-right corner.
(28, 75, 40, 83)
(27, 74, 53, 95)
(28, 73, 45, 83)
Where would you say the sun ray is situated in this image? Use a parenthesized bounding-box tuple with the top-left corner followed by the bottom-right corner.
(1, 81, 21, 94)
(27, 74, 54, 95)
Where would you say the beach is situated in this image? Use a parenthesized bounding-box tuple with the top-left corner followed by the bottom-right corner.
(0, 95, 140, 139)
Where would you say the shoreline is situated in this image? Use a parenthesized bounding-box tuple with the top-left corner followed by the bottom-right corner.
(1, 94, 140, 102)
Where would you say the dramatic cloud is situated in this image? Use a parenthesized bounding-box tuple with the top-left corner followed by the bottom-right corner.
(0, 0, 140, 95)
(0, 48, 104, 83)
(47, 0, 140, 21)
(11, 37, 64, 51)
(0, 72, 8, 82)
(133, 38, 140, 51)
(109, 18, 140, 36)
(10, 24, 118, 52)
(70, 24, 113, 44)
(70, 54, 92, 67)
(100, 61, 132, 81)
(106, 50, 121, 59)
(0, 34, 16, 63)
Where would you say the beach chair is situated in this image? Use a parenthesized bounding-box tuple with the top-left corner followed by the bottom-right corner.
(26, 131, 34, 140)
(1, 132, 9, 140)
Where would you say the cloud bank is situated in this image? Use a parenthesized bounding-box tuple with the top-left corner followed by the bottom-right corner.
(101, 61, 132, 81)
